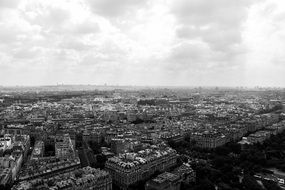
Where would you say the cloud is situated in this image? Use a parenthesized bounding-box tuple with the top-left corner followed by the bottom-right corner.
(86, 0, 147, 18)
(0, 0, 284, 86)
(243, 0, 285, 86)
(0, 0, 19, 9)
(59, 38, 92, 51)
(22, 4, 70, 32)
(169, 42, 211, 67)
(172, 0, 254, 26)
(73, 21, 100, 35)
(162, 0, 262, 81)
(0, 25, 18, 44)
(12, 47, 42, 59)
(172, 0, 257, 52)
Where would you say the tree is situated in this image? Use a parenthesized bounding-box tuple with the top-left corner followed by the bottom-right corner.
(193, 178, 215, 190)
(47, 180, 55, 186)
(95, 154, 107, 169)
(184, 134, 191, 142)
(242, 175, 263, 190)
(215, 146, 230, 156)
(88, 141, 101, 154)
(74, 170, 83, 178)
(262, 179, 282, 190)
(30, 136, 35, 146)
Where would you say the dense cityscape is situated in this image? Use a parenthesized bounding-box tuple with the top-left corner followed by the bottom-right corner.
(1, 0, 285, 189)
(0, 86, 284, 190)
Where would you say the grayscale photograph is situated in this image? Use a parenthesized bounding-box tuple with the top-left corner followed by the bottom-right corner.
(0, 0, 285, 189)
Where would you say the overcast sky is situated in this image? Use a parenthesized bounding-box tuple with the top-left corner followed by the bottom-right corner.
(0, 0, 284, 87)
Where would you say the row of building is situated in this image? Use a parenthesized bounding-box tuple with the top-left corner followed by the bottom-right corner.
(239, 120, 285, 145)
(145, 163, 196, 190)
(0, 134, 30, 187)
(105, 143, 178, 189)
(13, 166, 112, 190)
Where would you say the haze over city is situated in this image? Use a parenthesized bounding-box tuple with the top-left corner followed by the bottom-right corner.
(0, 0, 285, 87)
(1, 1, 285, 189)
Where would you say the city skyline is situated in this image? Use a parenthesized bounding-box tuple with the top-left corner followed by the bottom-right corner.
(0, 0, 285, 87)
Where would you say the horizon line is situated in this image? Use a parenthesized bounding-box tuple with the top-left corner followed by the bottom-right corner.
(0, 84, 284, 89)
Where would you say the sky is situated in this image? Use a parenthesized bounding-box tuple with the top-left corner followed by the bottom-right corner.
(0, 0, 285, 87)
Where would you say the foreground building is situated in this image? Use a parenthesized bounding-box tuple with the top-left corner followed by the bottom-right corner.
(145, 172, 181, 190)
(191, 132, 227, 149)
(145, 163, 196, 190)
(105, 146, 177, 189)
(55, 134, 75, 159)
(13, 166, 112, 190)
(0, 134, 30, 185)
